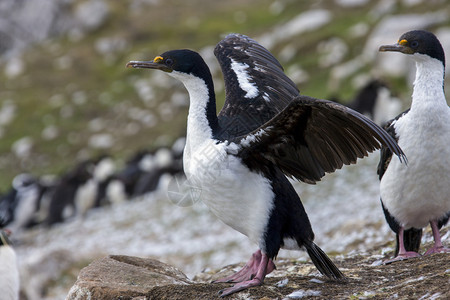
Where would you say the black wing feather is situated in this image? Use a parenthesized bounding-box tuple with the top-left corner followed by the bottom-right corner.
(214, 33, 300, 138)
(235, 96, 406, 184)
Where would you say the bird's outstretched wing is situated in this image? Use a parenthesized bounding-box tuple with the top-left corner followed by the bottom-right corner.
(232, 96, 406, 184)
(214, 33, 300, 139)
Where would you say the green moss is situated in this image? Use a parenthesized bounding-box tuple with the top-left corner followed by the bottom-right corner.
(0, 0, 449, 189)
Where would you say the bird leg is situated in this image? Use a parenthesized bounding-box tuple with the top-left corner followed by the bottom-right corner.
(384, 227, 421, 264)
(213, 250, 275, 284)
(218, 250, 274, 297)
(424, 220, 450, 255)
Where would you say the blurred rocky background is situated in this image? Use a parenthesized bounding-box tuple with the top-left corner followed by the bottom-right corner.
(0, 0, 449, 299)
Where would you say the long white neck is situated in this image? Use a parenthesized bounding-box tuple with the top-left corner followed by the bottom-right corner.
(411, 54, 446, 111)
(169, 71, 214, 148)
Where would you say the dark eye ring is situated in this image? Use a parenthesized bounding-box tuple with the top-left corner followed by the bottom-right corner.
(165, 58, 173, 66)
(410, 41, 419, 48)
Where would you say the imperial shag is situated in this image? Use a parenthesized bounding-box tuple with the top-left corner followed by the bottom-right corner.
(0, 227, 20, 300)
(378, 30, 450, 263)
(127, 34, 405, 296)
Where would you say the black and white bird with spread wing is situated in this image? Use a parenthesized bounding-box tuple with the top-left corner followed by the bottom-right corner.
(127, 34, 405, 296)
(378, 30, 450, 264)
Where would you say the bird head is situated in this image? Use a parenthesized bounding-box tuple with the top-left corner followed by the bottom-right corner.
(126, 49, 209, 79)
(379, 30, 445, 67)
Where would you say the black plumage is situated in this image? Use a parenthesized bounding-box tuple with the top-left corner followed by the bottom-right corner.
(127, 33, 405, 296)
(46, 160, 93, 225)
(215, 34, 299, 138)
(236, 95, 404, 184)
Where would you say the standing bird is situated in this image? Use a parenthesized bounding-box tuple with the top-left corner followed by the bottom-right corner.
(378, 30, 450, 263)
(0, 227, 20, 300)
(127, 34, 405, 296)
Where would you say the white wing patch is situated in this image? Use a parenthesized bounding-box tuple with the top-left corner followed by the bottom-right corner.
(230, 59, 259, 99)
(239, 127, 270, 147)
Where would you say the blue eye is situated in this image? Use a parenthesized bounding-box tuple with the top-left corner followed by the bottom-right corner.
(410, 41, 419, 48)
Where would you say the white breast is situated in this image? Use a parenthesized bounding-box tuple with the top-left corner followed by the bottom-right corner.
(380, 57, 450, 229)
(0, 245, 20, 300)
(175, 69, 275, 249)
(184, 140, 274, 249)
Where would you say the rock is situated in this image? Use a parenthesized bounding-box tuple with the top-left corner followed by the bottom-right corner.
(335, 0, 370, 8)
(317, 37, 348, 68)
(66, 255, 191, 300)
(0, 0, 73, 57)
(0, 100, 17, 126)
(88, 133, 114, 149)
(258, 9, 332, 50)
(329, 12, 449, 89)
(67, 242, 450, 300)
(74, 0, 109, 32)
(4, 56, 25, 78)
(0, 0, 110, 58)
(11, 136, 34, 159)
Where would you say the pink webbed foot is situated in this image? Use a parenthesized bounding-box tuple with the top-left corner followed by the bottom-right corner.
(216, 250, 274, 297)
(383, 251, 421, 264)
(424, 220, 450, 256)
(213, 250, 275, 284)
(219, 277, 263, 297)
(424, 245, 450, 255)
(384, 226, 421, 264)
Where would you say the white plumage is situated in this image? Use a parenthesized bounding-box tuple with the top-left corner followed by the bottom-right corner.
(0, 233, 20, 300)
(378, 30, 450, 262)
(230, 59, 259, 98)
(127, 34, 405, 296)
(174, 70, 275, 249)
(381, 54, 450, 229)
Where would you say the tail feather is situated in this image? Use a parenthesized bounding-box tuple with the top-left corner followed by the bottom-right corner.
(305, 242, 345, 280)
